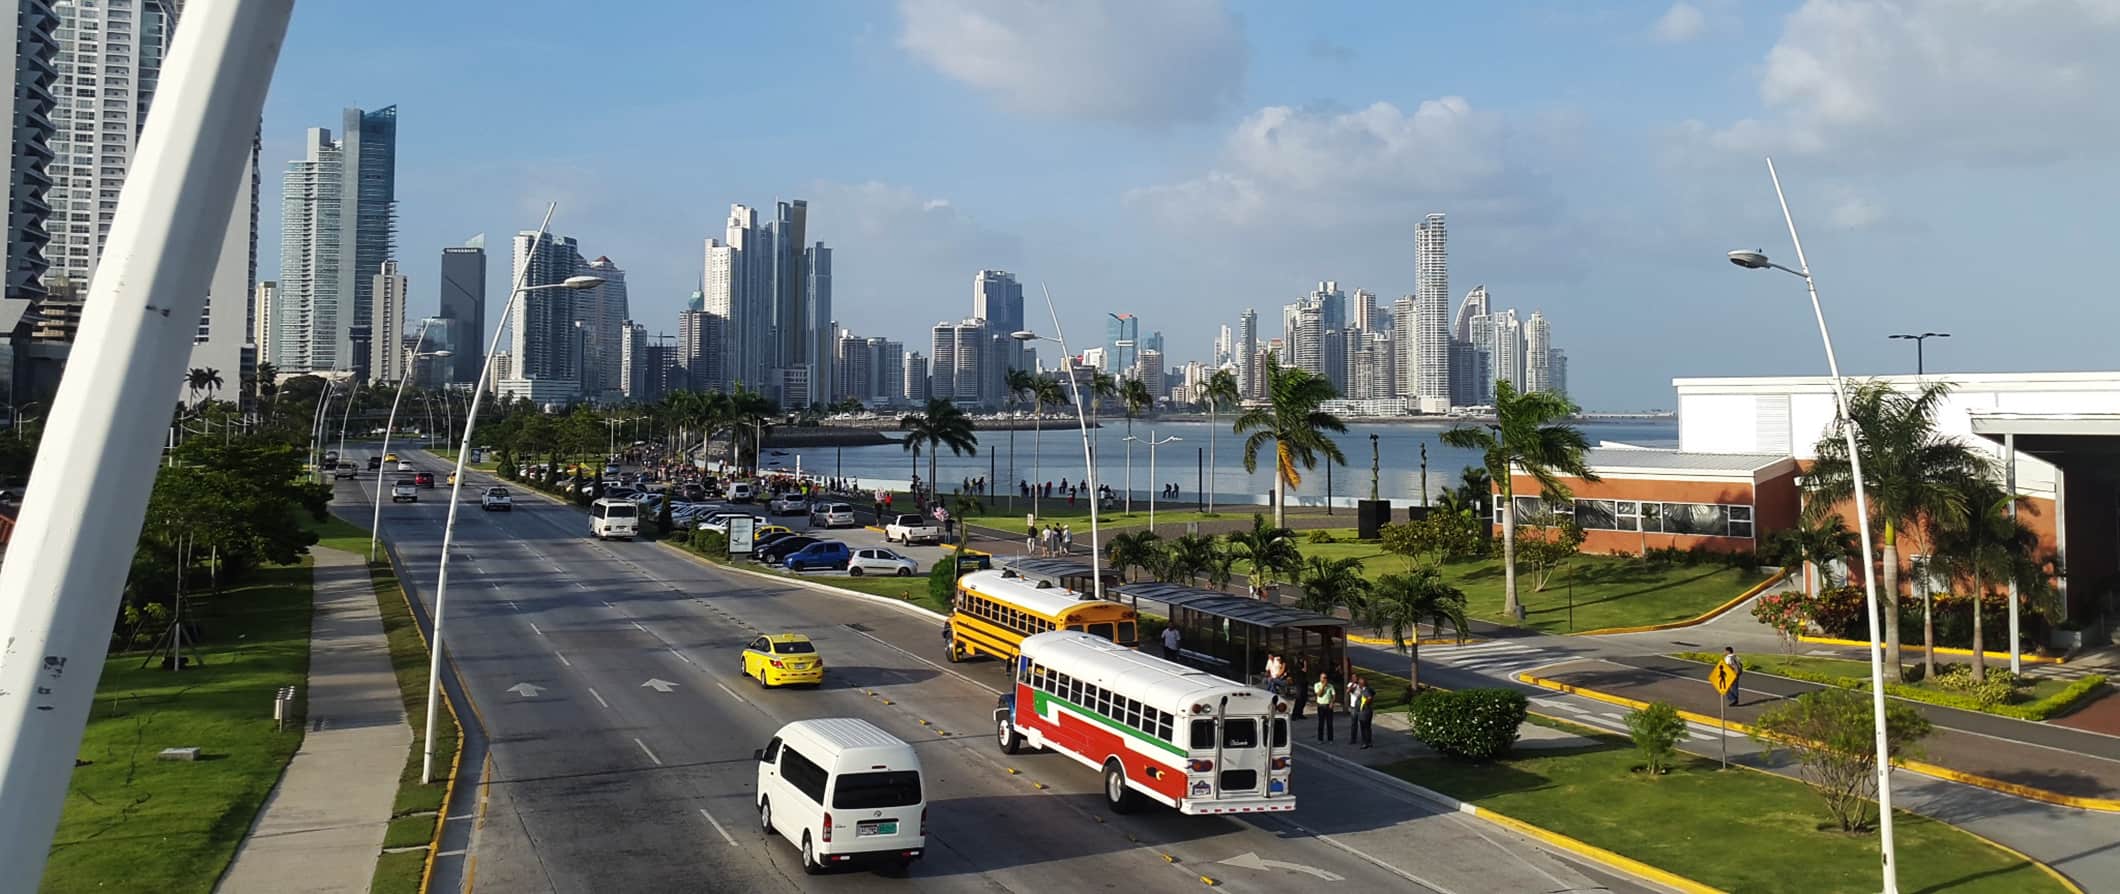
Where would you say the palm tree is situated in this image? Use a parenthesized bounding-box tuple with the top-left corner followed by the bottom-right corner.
(1234, 355, 1348, 528)
(1456, 464, 1493, 521)
(1162, 533, 1219, 587)
(1929, 477, 2042, 682)
(727, 387, 777, 471)
(899, 398, 978, 507)
(184, 367, 223, 408)
(1441, 380, 1597, 621)
(1006, 368, 1037, 510)
(1764, 514, 1858, 597)
(1202, 368, 1241, 515)
(1807, 380, 1994, 681)
(1107, 530, 1164, 582)
(1296, 555, 1369, 616)
(1118, 377, 1153, 511)
(1364, 568, 1469, 692)
(1204, 539, 1241, 591)
(1226, 513, 1301, 597)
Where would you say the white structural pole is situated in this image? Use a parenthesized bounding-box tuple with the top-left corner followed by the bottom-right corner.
(2006, 432, 2021, 674)
(1768, 157, 1899, 894)
(0, 2, 293, 885)
(371, 322, 432, 561)
(335, 377, 360, 472)
(308, 378, 337, 482)
(425, 205, 559, 784)
(1041, 285, 1103, 599)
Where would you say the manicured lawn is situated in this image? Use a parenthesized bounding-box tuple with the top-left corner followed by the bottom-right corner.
(43, 562, 315, 893)
(368, 553, 459, 820)
(1387, 743, 2064, 893)
(1297, 534, 1766, 634)
(1676, 651, 2073, 707)
(305, 513, 372, 555)
(371, 850, 427, 894)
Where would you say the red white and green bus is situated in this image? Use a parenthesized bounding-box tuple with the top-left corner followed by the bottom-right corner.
(994, 631, 1294, 816)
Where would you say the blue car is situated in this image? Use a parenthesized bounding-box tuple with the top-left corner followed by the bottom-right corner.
(782, 540, 851, 572)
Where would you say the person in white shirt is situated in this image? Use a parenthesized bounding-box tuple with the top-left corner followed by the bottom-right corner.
(1161, 624, 1181, 659)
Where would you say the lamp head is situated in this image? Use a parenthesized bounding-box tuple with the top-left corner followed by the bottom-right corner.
(561, 275, 605, 290)
(1727, 249, 1771, 269)
(1011, 330, 1038, 342)
(430, 350, 454, 358)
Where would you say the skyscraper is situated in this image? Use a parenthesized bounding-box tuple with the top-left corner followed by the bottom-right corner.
(1390, 296, 1415, 396)
(677, 289, 722, 394)
(1213, 324, 1233, 367)
(576, 256, 628, 401)
(1523, 310, 1552, 394)
(278, 128, 344, 372)
(1290, 301, 1325, 379)
(806, 242, 831, 406)
(1453, 284, 1489, 342)
(1351, 289, 1378, 333)
(1413, 212, 1450, 407)
(1549, 348, 1569, 400)
(1236, 308, 1258, 397)
(1450, 286, 1492, 407)
(1486, 308, 1523, 394)
(46, 1, 170, 289)
(928, 322, 957, 401)
(904, 352, 930, 403)
(1136, 349, 1165, 400)
(618, 321, 648, 399)
(438, 238, 486, 384)
(972, 269, 1024, 336)
(501, 230, 586, 405)
(368, 260, 406, 382)
(339, 106, 396, 381)
(722, 204, 769, 391)
(1106, 313, 1138, 376)
(252, 281, 277, 365)
(4, 0, 58, 317)
(769, 199, 808, 403)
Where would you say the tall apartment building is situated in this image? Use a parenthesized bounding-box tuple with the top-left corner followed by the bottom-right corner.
(1289, 301, 1324, 379)
(767, 200, 808, 402)
(252, 280, 276, 364)
(1486, 308, 1523, 393)
(340, 106, 395, 380)
(1448, 339, 1485, 406)
(1453, 284, 1488, 342)
(903, 352, 930, 403)
(438, 238, 485, 384)
(974, 268, 1024, 378)
(1236, 308, 1258, 398)
(1549, 348, 1569, 400)
(834, 333, 869, 403)
(1350, 288, 1377, 333)
(5, 0, 58, 320)
(700, 235, 736, 390)
(277, 128, 343, 372)
(719, 204, 770, 391)
(618, 320, 648, 399)
(1523, 310, 1552, 394)
(1106, 313, 1138, 376)
(1412, 212, 1450, 407)
(876, 339, 904, 404)
(368, 260, 405, 382)
(1136, 348, 1165, 400)
(805, 242, 830, 406)
(575, 255, 628, 402)
(677, 289, 721, 393)
(1390, 296, 1415, 396)
(1213, 324, 1232, 367)
(500, 230, 586, 405)
(929, 318, 990, 406)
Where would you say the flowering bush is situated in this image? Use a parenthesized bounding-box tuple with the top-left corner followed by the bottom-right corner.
(1805, 585, 1871, 640)
(1751, 590, 1811, 654)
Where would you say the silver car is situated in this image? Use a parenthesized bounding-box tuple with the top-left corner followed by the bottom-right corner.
(807, 502, 857, 528)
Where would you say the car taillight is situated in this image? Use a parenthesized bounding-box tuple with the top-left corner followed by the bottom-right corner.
(1272, 757, 1290, 771)
(822, 812, 831, 843)
(1187, 759, 1214, 773)
(770, 659, 784, 669)
(920, 807, 928, 836)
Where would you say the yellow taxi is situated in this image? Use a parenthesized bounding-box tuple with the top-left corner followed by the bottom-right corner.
(756, 524, 795, 540)
(447, 471, 459, 485)
(383, 452, 398, 463)
(740, 633, 824, 688)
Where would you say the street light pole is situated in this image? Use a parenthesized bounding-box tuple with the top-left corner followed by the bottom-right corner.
(1886, 332, 1949, 376)
(369, 322, 447, 561)
(335, 377, 362, 474)
(1016, 287, 1105, 600)
(424, 204, 603, 784)
(1729, 156, 1899, 894)
(1146, 431, 1180, 533)
(1122, 434, 1138, 516)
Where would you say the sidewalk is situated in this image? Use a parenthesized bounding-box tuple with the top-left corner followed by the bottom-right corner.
(218, 547, 410, 894)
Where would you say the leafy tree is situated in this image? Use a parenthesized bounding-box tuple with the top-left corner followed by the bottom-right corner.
(184, 367, 224, 407)
(1295, 555, 1368, 616)
(1009, 370, 1066, 520)
(1928, 477, 2047, 681)
(1226, 513, 1300, 594)
(1626, 702, 1688, 776)
(1364, 568, 1468, 692)
(1806, 380, 1993, 681)
(899, 397, 978, 502)
(1106, 530, 1165, 582)
(1379, 520, 1441, 570)
(1204, 539, 1241, 590)
(1753, 688, 1932, 831)
(1513, 521, 1584, 591)
(1161, 533, 1218, 586)
(1441, 380, 1597, 619)
(1201, 368, 1240, 514)
(1751, 590, 1810, 655)
(1764, 514, 1858, 597)
(1233, 355, 1348, 528)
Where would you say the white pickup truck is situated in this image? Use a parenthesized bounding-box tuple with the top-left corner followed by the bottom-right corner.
(884, 513, 944, 545)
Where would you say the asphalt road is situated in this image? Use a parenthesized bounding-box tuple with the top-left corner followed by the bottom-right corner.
(343, 453, 1658, 894)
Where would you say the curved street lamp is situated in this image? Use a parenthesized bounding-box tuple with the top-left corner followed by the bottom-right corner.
(1726, 157, 1898, 894)
(368, 317, 450, 561)
(1886, 332, 1950, 376)
(1145, 431, 1182, 533)
(1015, 303, 1106, 599)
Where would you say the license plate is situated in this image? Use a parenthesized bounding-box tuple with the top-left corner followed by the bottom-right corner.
(857, 821, 897, 837)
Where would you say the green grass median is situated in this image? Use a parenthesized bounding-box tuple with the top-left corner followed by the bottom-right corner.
(42, 562, 315, 894)
(365, 539, 459, 894)
(1386, 738, 2066, 893)
(1672, 651, 2105, 721)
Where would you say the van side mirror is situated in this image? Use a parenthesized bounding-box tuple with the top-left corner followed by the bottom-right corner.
(753, 748, 766, 762)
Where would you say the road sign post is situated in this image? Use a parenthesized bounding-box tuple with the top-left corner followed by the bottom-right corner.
(1709, 661, 1738, 770)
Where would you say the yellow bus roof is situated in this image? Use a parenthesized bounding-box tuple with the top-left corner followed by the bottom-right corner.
(958, 570, 1128, 620)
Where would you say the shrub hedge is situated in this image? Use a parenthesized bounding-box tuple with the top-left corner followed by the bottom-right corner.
(1408, 688, 1527, 760)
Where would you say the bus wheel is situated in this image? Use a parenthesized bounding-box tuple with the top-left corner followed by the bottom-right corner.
(1103, 760, 1140, 814)
(946, 640, 963, 663)
(997, 714, 1022, 755)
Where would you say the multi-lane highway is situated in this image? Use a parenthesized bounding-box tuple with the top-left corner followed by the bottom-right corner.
(343, 450, 1658, 894)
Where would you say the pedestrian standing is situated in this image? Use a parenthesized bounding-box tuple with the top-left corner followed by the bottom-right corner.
(1062, 525, 1074, 555)
(1722, 646, 1743, 707)
(1354, 678, 1376, 748)
(1161, 624, 1181, 659)
(1313, 674, 1337, 743)
(1290, 657, 1311, 720)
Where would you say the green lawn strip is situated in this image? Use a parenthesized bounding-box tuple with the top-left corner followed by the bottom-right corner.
(380, 813, 436, 850)
(1672, 651, 2107, 721)
(303, 513, 372, 555)
(369, 850, 427, 894)
(1297, 535, 1765, 635)
(42, 562, 315, 894)
(368, 556, 459, 820)
(1385, 743, 2064, 894)
(667, 540, 956, 617)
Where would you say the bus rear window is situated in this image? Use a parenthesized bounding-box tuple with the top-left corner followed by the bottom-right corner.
(1223, 719, 1259, 748)
(1115, 621, 1137, 645)
(833, 771, 923, 809)
(1086, 622, 1115, 641)
(1186, 718, 1261, 749)
(603, 503, 637, 518)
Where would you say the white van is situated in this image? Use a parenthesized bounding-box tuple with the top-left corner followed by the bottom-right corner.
(728, 481, 757, 503)
(589, 498, 639, 540)
(755, 718, 925, 875)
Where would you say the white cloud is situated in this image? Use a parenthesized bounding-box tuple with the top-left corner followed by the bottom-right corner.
(1697, 0, 2120, 166)
(1125, 98, 1553, 228)
(896, 0, 1246, 126)
(1651, 2, 1707, 43)
(1826, 194, 1885, 230)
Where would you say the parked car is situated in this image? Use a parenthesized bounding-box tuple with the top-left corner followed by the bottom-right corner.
(883, 514, 944, 545)
(849, 547, 917, 577)
(782, 541, 852, 572)
(391, 478, 418, 503)
(699, 512, 770, 534)
(481, 487, 512, 512)
(756, 535, 821, 564)
(727, 482, 757, 503)
(680, 483, 708, 502)
(808, 502, 857, 529)
(414, 471, 436, 489)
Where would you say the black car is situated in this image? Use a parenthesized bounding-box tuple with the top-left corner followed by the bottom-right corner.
(752, 531, 799, 551)
(367, 456, 382, 471)
(754, 535, 820, 564)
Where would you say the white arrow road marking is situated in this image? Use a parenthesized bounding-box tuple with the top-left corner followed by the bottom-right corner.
(506, 682, 544, 697)
(1217, 851, 1345, 882)
(642, 678, 678, 693)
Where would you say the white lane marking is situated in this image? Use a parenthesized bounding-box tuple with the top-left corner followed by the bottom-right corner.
(602, 600, 615, 608)
(436, 849, 467, 857)
(669, 648, 694, 665)
(575, 582, 589, 590)
(555, 651, 571, 667)
(587, 687, 610, 709)
(551, 565, 564, 573)
(530, 622, 544, 637)
(632, 622, 648, 632)
(699, 808, 739, 847)
(714, 682, 749, 704)
(634, 737, 663, 766)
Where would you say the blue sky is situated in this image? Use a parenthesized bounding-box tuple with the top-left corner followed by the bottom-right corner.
(256, 0, 2120, 409)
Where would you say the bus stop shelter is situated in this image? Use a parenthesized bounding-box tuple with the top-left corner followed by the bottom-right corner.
(1111, 581, 1348, 688)
(998, 557, 1124, 597)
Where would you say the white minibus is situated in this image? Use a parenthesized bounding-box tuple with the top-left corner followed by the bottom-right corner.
(755, 718, 925, 874)
(589, 497, 639, 540)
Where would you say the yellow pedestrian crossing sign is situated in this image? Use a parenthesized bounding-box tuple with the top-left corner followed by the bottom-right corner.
(1710, 661, 1738, 695)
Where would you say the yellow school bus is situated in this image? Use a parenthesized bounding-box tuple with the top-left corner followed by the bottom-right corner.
(946, 569, 1138, 664)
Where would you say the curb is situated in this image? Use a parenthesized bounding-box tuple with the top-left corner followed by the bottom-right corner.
(653, 540, 952, 625)
(1949, 823, 2088, 894)
(393, 570, 465, 894)
(1578, 568, 1791, 636)
(1294, 741, 1722, 894)
(1518, 672, 2120, 814)
(1795, 634, 2064, 665)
